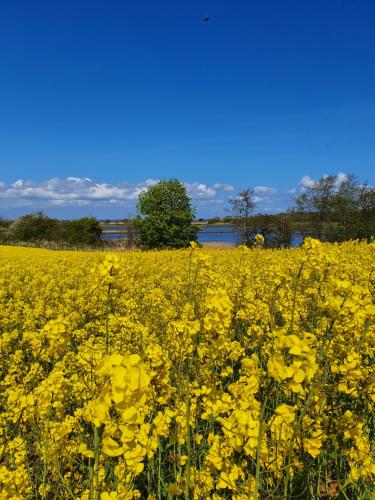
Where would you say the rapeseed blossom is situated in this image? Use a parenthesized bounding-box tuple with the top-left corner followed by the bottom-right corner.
(0, 240, 374, 498)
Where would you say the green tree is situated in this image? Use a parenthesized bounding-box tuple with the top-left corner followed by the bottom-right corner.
(356, 184, 375, 240)
(135, 179, 198, 249)
(294, 174, 375, 241)
(7, 212, 102, 246)
(271, 214, 293, 247)
(9, 212, 59, 241)
(294, 175, 337, 239)
(61, 217, 102, 245)
(0, 217, 10, 242)
(207, 216, 222, 225)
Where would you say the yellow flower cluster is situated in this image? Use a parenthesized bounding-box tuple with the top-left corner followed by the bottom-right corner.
(0, 239, 374, 498)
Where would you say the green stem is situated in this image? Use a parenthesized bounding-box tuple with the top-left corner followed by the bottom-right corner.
(289, 261, 304, 334)
(254, 394, 269, 500)
(185, 380, 191, 500)
(104, 282, 112, 355)
(158, 444, 162, 500)
(92, 425, 101, 500)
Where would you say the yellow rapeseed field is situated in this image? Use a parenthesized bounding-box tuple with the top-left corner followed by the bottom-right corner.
(0, 240, 374, 499)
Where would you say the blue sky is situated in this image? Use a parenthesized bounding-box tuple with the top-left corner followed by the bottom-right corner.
(1, 0, 374, 218)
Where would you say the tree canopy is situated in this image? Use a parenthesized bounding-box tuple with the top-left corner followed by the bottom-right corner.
(294, 174, 375, 241)
(135, 179, 198, 249)
(2, 212, 102, 246)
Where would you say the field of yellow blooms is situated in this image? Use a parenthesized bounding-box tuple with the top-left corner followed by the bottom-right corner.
(0, 240, 374, 499)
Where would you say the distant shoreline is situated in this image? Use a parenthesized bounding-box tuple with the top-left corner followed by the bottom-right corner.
(202, 241, 236, 248)
(100, 222, 237, 228)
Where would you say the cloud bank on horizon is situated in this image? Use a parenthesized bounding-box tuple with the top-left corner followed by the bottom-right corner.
(0, 173, 348, 218)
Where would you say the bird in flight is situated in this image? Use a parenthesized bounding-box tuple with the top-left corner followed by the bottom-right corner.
(203, 15, 209, 22)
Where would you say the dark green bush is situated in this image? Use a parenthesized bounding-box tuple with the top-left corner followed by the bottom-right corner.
(3, 212, 102, 246)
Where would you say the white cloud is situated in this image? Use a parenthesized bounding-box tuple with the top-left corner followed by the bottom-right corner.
(254, 186, 278, 194)
(0, 173, 354, 217)
(299, 172, 350, 191)
(186, 182, 216, 198)
(212, 183, 235, 192)
(66, 176, 92, 183)
(335, 172, 348, 186)
(0, 177, 235, 210)
(12, 179, 27, 188)
(253, 195, 268, 203)
(299, 175, 316, 188)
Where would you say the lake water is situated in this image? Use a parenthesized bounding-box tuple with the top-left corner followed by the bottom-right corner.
(198, 226, 242, 244)
(102, 225, 304, 247)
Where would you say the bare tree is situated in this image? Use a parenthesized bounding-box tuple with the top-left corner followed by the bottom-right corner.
(228, 189, 256, 246)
